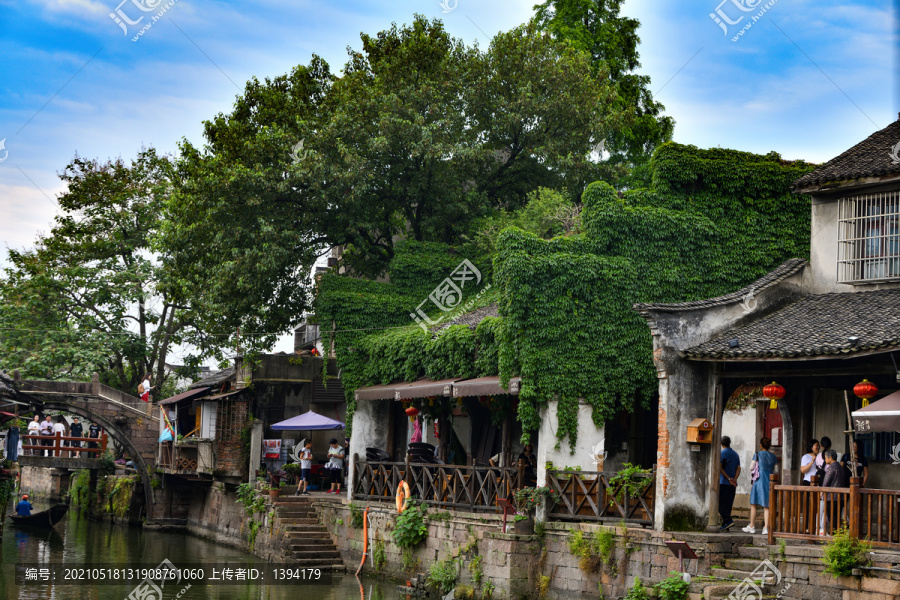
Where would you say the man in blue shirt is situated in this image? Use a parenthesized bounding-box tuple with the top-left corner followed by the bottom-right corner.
(16, 495, 33, 517)
(719, 436, 741, 531)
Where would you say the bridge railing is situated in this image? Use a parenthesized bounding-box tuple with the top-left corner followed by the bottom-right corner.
(22, 432, 108, 458)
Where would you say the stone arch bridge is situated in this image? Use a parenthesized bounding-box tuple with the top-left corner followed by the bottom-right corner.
(14, 375, 159, 511)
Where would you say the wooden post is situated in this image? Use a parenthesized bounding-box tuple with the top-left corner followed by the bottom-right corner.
(350, 453, 358, 501)
(100, 433, 108, 455)
(848, 476, 861, 539)
(517, 460, 525, 491)
(843, 391, 859, 479)
(470, 457, 476, 511)
(54, 431, 63, 458)
(404, 452, 411, 491)
(768, 474, 778, 546)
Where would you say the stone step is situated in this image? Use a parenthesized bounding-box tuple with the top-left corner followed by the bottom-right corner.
(707, 568, 777, 584)
(285, 541, 340, 551)
(283, 523, 327, 531)
(284, 525, 328, 536)
(289, 548, 342, 558)
(724, 558, 774, 573)
(273, 498, 313, 505)
(737, 545, 768, 559)
(287, 555, 346, 566)
(277, 517, 319, 525)
(276, 507, 315, 516)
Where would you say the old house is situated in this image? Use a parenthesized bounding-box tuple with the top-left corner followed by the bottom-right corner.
(637, 116, 900, 534)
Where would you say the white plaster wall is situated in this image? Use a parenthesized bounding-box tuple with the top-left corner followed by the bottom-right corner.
(347, 399, 390, 501)
(721, 407, 758, 509)
(536, 400, 604, 487)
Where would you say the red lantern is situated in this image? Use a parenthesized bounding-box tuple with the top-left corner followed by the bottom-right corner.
(405, 406, 419, 417)
(763, 381, 785, 410)
(854, 379, 878, 408)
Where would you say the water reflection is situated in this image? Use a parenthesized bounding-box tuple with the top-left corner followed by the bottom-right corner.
(1, 508, 390, 600)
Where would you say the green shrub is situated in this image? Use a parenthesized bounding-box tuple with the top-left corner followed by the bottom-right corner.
(428, 558, 457, 594)
(373, 534, 386, 571)
(655, 572, 689, 600)
(392, 500, 429, 549)
(349, 503, 365, 529)
(624, 577, 651, 600)
(822, 527, 870, 577)
(568, 528, 617, 574)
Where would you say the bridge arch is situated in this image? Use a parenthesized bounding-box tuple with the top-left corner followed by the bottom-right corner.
(31, 399, 156, 513)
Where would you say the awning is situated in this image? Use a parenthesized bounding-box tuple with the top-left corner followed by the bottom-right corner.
(394, 378, 457, 400)
(852, 390, 900, 432)
(159, 386, 212, 406)
(271, 410, 344, 431)
(452, 376, 521, 398)
(355, 382, 400, 402)
(203, 389, 246, 402)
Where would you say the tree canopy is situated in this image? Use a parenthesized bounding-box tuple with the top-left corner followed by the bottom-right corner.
(0, 149, 211, 394)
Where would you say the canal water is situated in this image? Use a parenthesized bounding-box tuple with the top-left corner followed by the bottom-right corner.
(1, 507, 391, 600)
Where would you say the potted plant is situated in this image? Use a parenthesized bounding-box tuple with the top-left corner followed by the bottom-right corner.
(512, 486, 560, 534)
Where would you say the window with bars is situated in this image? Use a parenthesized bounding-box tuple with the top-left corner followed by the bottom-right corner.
(837, 191, 900, 283)
(215, 399, 248, 442)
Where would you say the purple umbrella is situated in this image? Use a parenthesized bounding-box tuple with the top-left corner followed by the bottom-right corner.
(270, 410, 345, 431)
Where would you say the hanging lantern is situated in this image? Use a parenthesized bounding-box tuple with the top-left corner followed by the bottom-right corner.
(763, 381, 786, 410)
(854, 379, 878, 408)
(405, 406, 419, 417)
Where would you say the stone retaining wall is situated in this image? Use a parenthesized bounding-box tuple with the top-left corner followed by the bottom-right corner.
(319, 499, 900, 600)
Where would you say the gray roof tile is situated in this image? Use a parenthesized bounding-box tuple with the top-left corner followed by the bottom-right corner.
(793, 116, 900, 190)
(683, 289, 900, 359)
(434, 303, 499, 332)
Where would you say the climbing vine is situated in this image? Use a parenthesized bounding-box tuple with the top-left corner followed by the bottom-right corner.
(316, 143, 814, 448)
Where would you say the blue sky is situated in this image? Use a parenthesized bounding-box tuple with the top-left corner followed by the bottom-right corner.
(0, 0, 897, 354)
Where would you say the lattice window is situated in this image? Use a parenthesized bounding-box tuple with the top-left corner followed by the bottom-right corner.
(837, 191, 900, 283)
(215, 400, 248, 442)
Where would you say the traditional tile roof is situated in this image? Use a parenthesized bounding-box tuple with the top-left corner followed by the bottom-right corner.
(634, 259, 807, 315)
(793, 116, 900, 190)
(434, 303, 499, 331)
(189, 366, 235, 389)
(682, 289, 900, 359)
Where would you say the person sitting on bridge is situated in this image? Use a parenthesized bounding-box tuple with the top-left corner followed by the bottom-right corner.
(16, 495, 33, 517)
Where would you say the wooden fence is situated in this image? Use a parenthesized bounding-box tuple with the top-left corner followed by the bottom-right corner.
(352, 456, 525, 512)
(22, 432, 108, 458)
(767, 474, 900, 548)
(546, 468, 656, 526)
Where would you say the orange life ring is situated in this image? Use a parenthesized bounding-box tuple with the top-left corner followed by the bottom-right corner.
(396, 480, 411, 513)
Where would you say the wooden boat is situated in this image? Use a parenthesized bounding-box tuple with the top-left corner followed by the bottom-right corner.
(10, 504, 68, 528)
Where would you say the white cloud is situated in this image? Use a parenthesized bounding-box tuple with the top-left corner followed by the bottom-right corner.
(29, 0, 107, 15)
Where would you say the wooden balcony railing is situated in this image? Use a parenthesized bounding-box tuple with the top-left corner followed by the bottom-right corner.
(351, 455, 525, 512)
(546, 468, 655, 526)
(767, 474, 900, 548)
(22, 432, 108, 457)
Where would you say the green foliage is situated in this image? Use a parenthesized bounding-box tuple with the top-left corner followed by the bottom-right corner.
(482, 581, 495, 599)
(392, 500, 429, 549)
(373, 533, 387, 571)
(0, 148, 210, 391)
(401, 549, 419, 576)
(235, 482, 266, 515)
(429, 511, 453, 523)
(428, 557, 458, 594)
(99, 451, 116, 475)
(0, 478, 14, 511)
(473, 317, 502, 377)
(349, 503, 365, 529)
(624, 577, 651, 600)
(655, 572, 689, 600)
(513, 486, 561, 514)
(108, 476, 138, 518)
(494, 145, 814, 448)
(568, 528, 617, 575)
(822, 527, 871, 577)
(426, 326, 476, 380)
(469, 554, 484, 588)
(608, 464, 653, 503)
(538, 574, 551, 600)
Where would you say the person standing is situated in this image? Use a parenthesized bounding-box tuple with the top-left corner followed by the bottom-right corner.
(743, 437, 777, 535)
(52, 417, 66, 457)
(296, 440, 314, 496)
(815, 437, 832, 481)
(16, 495, 33, 517)
(821, 449, 849, 535)
(87, 421, 102, 453)
(518, 443, 537, 487)
(139, 373, 153, 403)
(325, 438, 345, 494)
(799, 439, 820, 486)
(718, 436, 741, 531)
(69, 417, 83, 458)
(840, 440, 868, 487)
(27, 416, 40, 456)
(39, 415, 54, 457)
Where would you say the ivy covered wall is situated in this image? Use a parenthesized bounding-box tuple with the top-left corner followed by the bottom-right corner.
(316, 142, 815, 445)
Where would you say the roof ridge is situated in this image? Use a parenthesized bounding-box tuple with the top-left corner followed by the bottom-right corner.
(634, 258, 807, 314)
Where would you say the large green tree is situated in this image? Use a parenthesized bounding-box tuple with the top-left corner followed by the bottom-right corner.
(0, 149, 211, 393)
(159, 16, 620, 334)
(534, 0, 675, 188)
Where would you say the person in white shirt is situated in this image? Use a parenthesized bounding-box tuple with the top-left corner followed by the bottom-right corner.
(296, 440, 314, 496)
(140, 373, 153, 402)
(27, 416, 40, 456)
(52, 417, 67, 457)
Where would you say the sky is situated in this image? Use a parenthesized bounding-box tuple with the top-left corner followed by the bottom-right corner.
(0, 0, 898, 358)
